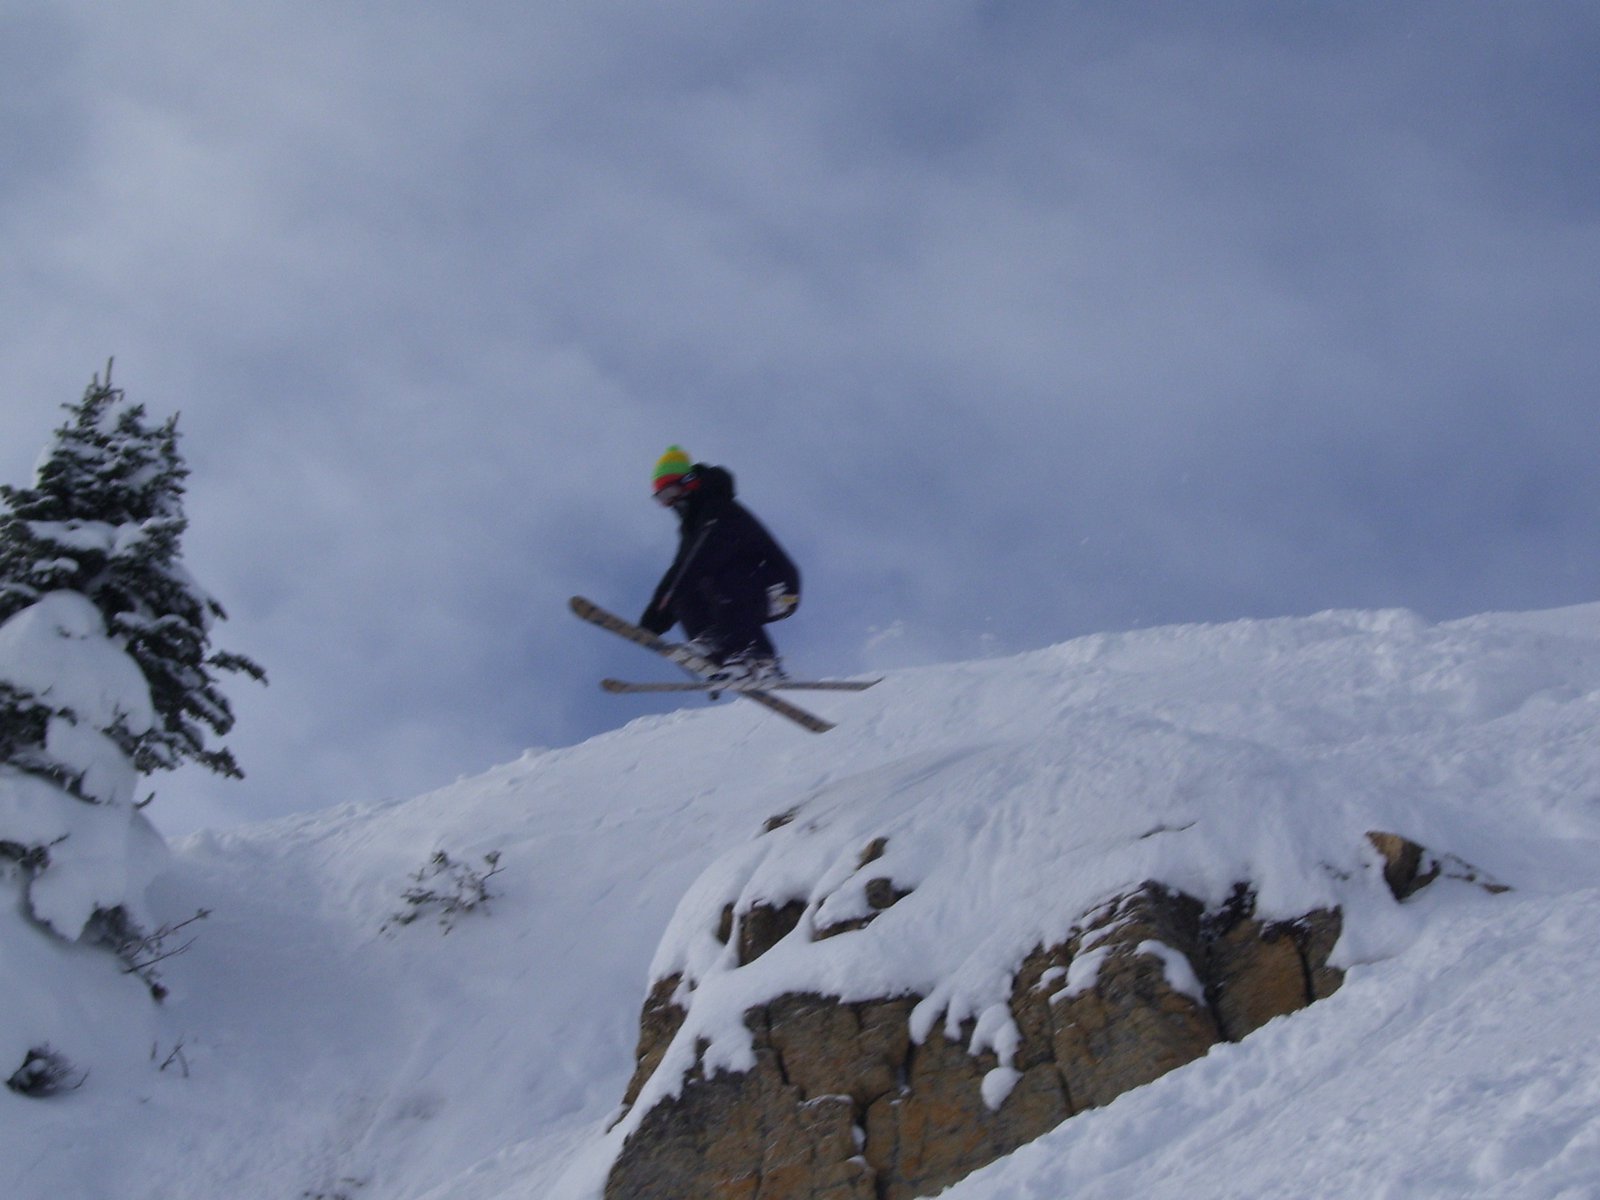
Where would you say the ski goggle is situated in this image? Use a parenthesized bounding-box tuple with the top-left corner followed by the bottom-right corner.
(653, 481, 686, 506)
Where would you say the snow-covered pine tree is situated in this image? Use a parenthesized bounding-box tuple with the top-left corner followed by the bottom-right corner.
(0, 368, 265, 1088)
(0, 366, 265, 792)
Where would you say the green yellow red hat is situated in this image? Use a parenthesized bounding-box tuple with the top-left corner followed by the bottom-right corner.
(652, 445, 693, 494)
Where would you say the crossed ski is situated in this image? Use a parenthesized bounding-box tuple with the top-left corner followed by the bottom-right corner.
(600, 678, 877, 694)
(570, 596, 878, 733)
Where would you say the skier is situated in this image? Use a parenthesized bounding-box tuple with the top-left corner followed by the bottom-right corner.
(640, 446, 800, 684)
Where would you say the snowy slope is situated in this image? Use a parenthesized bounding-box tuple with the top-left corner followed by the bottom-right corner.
(4, 603, 1600, 1200)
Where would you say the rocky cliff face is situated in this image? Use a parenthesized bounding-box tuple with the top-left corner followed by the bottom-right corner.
(604, 832, 1484, 1200)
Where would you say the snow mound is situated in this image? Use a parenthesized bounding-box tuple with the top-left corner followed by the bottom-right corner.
(592, 604, 1600, 1162)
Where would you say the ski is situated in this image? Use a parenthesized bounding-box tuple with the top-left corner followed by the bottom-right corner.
(569, 596, 837, 733)
(601, 677, 880, 694)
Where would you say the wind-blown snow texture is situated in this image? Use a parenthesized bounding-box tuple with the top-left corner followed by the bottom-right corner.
(4, 604, 1600, 1199)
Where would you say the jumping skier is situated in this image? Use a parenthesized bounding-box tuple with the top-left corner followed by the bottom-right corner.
(640, 446, 800, 684)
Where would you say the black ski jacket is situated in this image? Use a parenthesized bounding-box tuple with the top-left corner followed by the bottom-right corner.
(641, 464, 798, 634)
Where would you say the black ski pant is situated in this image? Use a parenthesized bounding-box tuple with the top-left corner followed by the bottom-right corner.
(674, 565, 796, 663)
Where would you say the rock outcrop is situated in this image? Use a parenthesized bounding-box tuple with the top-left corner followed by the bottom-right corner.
(605, 832, 1469, 1200)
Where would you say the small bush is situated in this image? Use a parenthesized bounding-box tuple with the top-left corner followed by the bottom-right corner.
(6, 1045, 87, 1097)
(85, 905, 209, 1001)
(385, 850, 503, 933)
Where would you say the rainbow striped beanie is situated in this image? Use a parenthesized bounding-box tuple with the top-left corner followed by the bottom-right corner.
(652, 445, 693, 494)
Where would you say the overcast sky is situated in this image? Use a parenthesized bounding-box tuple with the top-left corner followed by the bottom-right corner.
(4, 1, 1598, 837)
